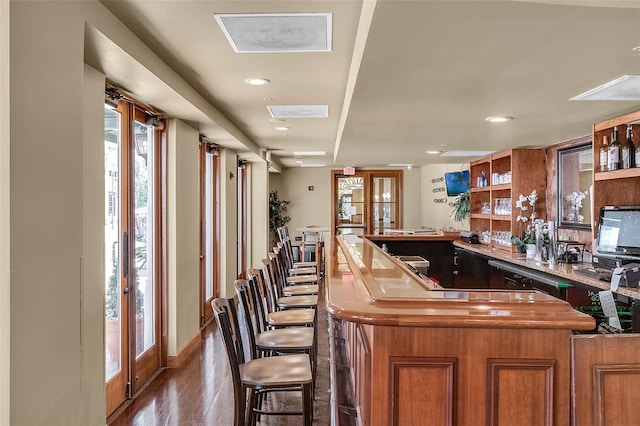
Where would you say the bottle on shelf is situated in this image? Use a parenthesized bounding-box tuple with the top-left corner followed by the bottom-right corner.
(600, 135, 609, 172)
(622, 124, 634, 169)
(608, 127, 620, 171)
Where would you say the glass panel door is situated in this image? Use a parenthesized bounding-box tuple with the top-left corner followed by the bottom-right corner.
(372, 176, 397, 235)
(105, 104, 127, 416)
(200, 143, 219, 326)
(336, 176, 365, 235)
(105, 100, 162, 417)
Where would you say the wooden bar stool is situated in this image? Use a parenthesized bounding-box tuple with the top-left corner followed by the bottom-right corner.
(212, 297, 313, 425)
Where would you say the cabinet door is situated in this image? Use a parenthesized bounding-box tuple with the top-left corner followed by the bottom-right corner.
(454, 249, 490, 289)
(572, 334, 640, 425)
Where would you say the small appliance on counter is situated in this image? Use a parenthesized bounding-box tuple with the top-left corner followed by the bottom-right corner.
(460, 231, 479, 244)
(394, 255, 430, 277)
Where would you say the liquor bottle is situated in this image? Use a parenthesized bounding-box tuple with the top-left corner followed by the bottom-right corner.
(622, 124, 634, 169)
(600, 135, 609, 172)
(608, 127, 620, 171)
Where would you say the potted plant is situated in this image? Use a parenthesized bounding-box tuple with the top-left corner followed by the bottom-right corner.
(269, 190, 291, 245)
(451, 190, 470, 223)
(511, 190, 539, 256)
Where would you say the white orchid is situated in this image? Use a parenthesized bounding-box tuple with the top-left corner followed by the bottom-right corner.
(527, 189, 538, 206)
(515, 194, 528, 211)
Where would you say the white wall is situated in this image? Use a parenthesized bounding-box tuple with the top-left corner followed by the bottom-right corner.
(167, 119, 201, 355)
(421, 164, 470, 230)
(0, 0, 10, 422)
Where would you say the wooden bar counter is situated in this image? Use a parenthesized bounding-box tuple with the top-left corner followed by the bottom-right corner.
(326, 235, 595, 426)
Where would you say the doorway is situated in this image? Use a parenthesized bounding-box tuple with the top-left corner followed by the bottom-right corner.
(331, 169, 403, 236)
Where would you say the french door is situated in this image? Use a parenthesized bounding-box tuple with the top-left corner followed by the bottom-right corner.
(331, 169, 403, 236)
(104, 99, 163, 416)
(199, 141, 220, 326)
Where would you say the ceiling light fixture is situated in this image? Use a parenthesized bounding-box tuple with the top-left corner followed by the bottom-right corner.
(291, 151, 326, 156)
(300, 163, 326, 168)
(425, 150, 441, 155)
(570, 75, 640, 101)
(244, 78, 270, 86)
(274, 126, 290, 131)
(485, 116, 513, 123)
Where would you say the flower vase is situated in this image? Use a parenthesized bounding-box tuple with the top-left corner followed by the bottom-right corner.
(526, 244, 537, 259)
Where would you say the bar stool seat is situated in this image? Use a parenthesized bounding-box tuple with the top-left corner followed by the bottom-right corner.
(277, 295, 318, 309)
(267, 309, 316, 327)
(239, 353, 312, 387)
(282, 284, 318, 296)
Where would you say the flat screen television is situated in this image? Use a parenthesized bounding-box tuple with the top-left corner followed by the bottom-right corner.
(596, 206, 640, 258)
(444, 170, 470, 197)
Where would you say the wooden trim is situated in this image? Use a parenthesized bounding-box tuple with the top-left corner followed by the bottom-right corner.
(167, 331, 202, 368)
(486, 358, 555, 426)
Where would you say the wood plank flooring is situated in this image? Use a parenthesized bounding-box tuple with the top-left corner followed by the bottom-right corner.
(109, 293, 331, 426)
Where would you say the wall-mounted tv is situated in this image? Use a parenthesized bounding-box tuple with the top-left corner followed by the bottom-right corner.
(444, 170, 470, 196)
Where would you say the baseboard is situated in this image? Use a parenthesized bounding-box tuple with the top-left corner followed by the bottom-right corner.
(167, 331, 201, 368)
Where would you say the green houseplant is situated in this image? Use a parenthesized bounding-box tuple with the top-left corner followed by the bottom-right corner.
(451, 190, 470, 222)
(269, 190, 291, 244)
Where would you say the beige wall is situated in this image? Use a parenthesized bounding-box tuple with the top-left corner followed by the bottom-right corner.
(10, 2, 104, 424)
(83, 64, 109, 419)
(250, 161, 269, 267)
(403, 168, 422, 229)
(421, 164, 470, 230)
(270, 167, 333, 237)
(0, 0, 9, 422)
(167, 119, 201, 355)
(220, 149, 238, 298)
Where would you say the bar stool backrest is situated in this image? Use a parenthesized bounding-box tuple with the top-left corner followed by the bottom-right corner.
(211, 297, 246, 425)
(233, 279, 261, 360)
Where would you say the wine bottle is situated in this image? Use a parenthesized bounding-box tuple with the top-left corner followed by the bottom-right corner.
(622, 124, 634, 169)
(608, 127, 620, 171)
(600, 135, 609, 172)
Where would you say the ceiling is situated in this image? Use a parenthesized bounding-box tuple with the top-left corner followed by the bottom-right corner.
(98, 0, 640, 170)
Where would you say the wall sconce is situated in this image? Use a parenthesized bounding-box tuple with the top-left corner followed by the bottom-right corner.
(229, 171, 234, 180)
(265, 149, 272, 163)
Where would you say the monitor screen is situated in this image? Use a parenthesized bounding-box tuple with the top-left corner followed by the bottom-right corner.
(596, 206, 640, 256)
(444, 170, 470, 197)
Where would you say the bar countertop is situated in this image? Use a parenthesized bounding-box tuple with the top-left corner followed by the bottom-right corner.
(453, 241, 640, 300)
(326, 235, 595, 330)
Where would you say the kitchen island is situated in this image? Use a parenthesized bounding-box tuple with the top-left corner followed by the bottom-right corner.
(326, 235, 594, 426)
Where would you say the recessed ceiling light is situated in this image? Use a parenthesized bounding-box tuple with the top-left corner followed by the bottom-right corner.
(274, 126, 290, 131)
(244, 78, 270, 86)
(485, 116, 513, 123)
(441, 150, 495, 157)
(387, 163, 413, 167)
(269, 118, 285, 123)
(300, 163, 326, 168)
(425, 150, 441, 155)
(296, 160, 303, 164)
(291, 151, 326, 156)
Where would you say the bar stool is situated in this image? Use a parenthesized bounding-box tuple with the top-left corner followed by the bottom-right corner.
(263, 257, 318, 310)
(212, 297, 313, 425)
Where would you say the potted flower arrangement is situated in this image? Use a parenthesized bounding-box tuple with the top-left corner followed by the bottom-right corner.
(511, 189, 538, 256)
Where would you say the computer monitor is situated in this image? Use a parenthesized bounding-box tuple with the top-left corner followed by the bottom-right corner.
(596, 206, 640, 258)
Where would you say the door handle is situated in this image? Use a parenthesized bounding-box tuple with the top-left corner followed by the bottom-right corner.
(453, 255, 459, 266)
(123, 231, 129, 278)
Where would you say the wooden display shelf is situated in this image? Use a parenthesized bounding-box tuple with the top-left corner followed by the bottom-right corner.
(470, 186, 490, 193)
(470, 213, 490, 219)
(491, 215, 512, 221)
(594, 168, 640, 181)
(492, 183, 511, 191)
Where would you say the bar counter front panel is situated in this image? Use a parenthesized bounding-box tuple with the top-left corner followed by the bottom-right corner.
(326, 235, 594, 426)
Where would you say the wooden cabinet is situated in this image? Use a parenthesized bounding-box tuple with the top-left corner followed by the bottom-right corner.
(452, 247, 490, 289)
(592, 110, 640, 230)
(470, 149, 547, 252)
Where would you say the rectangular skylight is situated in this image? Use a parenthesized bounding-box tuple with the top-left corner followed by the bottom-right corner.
(214, 13, 332, 53)
(292, 151, 326, 156)
(268, 105, 329, 119)
(571, 75, 640, 101)
(440, 151, 495, 157)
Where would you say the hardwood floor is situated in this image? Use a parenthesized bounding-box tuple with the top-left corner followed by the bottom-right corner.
(109, 293, 331, 425)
